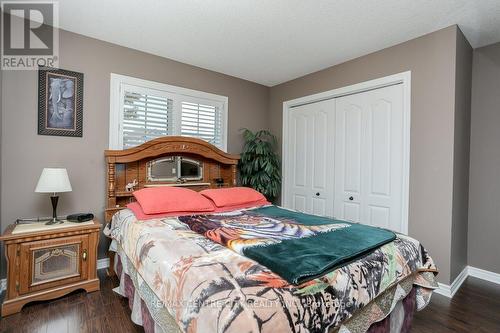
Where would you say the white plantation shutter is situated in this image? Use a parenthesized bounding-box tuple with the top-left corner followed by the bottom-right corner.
(181, 100, 223, 149)
(122, 89, 174, 148)
(110, 74, 227, 150)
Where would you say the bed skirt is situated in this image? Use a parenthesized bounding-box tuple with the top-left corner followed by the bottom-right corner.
(113, 252, 181, 333)
(113, 249, 425, 333)
(115, 256, 157, 333)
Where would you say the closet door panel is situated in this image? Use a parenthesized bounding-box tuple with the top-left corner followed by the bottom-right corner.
(335, 84, 404, 232)
(293, 115, 308, 188)
(364, 96, 393, 229)
(364, 85, 404, 230)
(312, 197, 327, 216)
(286, 99, 335, 216)
(310, 107, 331, 216)
(369, 100, 391, 197)
(293, 194, 307, 212)
(344, 107, 362, 195)
(334, 100, 363, 223)
(287, 112, 310, 213)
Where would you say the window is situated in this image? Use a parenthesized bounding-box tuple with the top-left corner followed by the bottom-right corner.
(109, 74, 228, 150)
(122, 87, 174, 148)
(181, 100, 223, 148)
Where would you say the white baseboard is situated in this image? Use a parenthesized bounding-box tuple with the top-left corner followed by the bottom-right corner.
(435, 283, 452, 298)
(97, 257, 110, 270)
(435, 266, 468, 298)
(468, 266, 500, 285)
(434, 265, 500, 298)
(0, 258, 110, 294)
(0, 278, 6, 294)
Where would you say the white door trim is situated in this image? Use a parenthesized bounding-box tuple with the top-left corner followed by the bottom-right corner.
(282, 71, 411, 234)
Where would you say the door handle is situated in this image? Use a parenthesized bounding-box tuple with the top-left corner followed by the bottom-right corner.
(349, 196, 354, 201)
(82, 249, 88, 261)
(316, 192, 320, 196)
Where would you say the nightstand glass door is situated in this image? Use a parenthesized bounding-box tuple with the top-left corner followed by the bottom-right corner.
(32, 244, 80, 285)
(19, 235, 89, 294)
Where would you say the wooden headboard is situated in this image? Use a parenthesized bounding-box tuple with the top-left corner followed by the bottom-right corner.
(104, 136, 239, 222)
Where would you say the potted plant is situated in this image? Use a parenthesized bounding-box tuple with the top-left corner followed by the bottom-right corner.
(239, 128, 281, 201)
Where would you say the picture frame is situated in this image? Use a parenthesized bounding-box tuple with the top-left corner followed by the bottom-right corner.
(38, 67, 84, 137)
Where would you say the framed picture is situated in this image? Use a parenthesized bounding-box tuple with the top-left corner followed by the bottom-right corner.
(38, 67, 84, 137)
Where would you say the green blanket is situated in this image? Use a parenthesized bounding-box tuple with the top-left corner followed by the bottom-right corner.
(179, 206, 396, 284)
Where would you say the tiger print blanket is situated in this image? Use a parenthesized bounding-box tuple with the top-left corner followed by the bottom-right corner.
(178, 206, 396, 284)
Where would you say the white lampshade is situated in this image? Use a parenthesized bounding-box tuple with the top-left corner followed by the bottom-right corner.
(35, 168, 72, 193)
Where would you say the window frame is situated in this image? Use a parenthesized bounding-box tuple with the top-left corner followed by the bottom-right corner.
(109, 73, 228, 151)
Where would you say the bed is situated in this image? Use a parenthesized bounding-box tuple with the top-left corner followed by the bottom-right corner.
(103, 136, 438, 333)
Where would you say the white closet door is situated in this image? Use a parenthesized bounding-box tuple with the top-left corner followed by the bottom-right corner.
(334, 84, 404, 232)
(286, 99, 335, 216)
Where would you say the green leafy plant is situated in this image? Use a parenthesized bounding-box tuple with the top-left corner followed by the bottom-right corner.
(239, 128, 281, 200)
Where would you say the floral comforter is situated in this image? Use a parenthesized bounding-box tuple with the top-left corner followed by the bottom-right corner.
(106, 208, 438, 333)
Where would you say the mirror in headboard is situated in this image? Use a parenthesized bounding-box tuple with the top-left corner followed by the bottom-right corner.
(179, 157, 203, 180)
(105, 136, 240, 222)
(147, 156, 203, 182)
(147, 157, 177, 181)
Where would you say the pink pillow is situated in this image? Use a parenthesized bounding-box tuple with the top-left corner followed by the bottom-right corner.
(127, 199, 270, 220)
(200, 187, 267, 208)
(213, 199, 270, 212)
(126, 202, 208, 220)
(133, 187, 215, 215)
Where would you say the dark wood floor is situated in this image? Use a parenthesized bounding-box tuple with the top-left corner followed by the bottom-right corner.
(0, 270, 143, 333)
(1, 272, 499, 332)
(412, 277, 500, 332)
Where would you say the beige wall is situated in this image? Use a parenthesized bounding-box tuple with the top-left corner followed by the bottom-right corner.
(468, 42, 500, 274)
(0, 28, 270, 277)
(450, 29, 472, 280)
(269, 26, 464, 284)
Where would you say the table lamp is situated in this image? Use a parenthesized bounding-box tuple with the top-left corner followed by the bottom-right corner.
(35, 168, 72, 225)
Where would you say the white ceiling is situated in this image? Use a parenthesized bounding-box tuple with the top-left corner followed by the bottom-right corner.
(58, 0, 500, 86)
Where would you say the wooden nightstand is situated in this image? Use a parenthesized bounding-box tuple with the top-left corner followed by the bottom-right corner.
(0, 220, 101, 316)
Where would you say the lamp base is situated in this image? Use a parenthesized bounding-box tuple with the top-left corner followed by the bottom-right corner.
(46, 195, 62, 225)
(45, 218, 64, 225)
